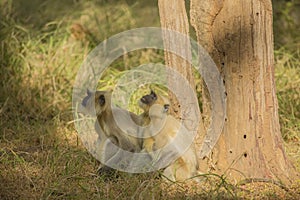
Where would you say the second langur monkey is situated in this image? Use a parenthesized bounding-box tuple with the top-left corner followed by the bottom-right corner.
(138, 91, 199, 182)
(138, 90, 168, 125)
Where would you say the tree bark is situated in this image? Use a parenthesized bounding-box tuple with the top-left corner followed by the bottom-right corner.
(158, 0, 205, 143)
(158, 0, 194, 114)
(190, 0, 298, 183)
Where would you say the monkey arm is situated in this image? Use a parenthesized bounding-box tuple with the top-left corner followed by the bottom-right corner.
(143, 137, 155, 153)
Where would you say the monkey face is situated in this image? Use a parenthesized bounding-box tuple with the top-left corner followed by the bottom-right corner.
(139, 90, 170, 113)
(138, 90, 158, 111)
(140, 90, 157, 105)
(81, 89, 111, 116)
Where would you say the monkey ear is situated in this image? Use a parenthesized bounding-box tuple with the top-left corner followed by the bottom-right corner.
(99, 94, 106, 106)
(87, 89, 92, 96)
(163, 104, 170, 112)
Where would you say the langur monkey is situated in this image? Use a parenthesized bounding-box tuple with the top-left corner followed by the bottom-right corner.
(139, 91, 199, 182)
(138, 90, 171, 127)
(81, 89, 143, 173)
(81, 89, 142, 151)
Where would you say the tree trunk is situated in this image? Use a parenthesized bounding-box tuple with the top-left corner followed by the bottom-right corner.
(158, 0, 205, 140)
(190, 0, 298, 183)
(158, 0, 194, 115)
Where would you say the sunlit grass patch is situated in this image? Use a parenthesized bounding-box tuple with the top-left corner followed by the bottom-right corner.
(275, 48, 300, 170)
(275, 48, 300, 142)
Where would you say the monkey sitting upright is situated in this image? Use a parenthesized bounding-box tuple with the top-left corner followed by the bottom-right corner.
(81, 89, 143, 172)
(138, 91, 199, 182)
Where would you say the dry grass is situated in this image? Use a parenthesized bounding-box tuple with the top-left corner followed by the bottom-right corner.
(0, 0, 299, 199)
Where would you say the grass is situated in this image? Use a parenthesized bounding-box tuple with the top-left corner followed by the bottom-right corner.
(0, 0, 299, 199)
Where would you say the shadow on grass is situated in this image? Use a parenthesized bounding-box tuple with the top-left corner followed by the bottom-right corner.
(0, 1, 96, 199)
(5, 0, 84, 30)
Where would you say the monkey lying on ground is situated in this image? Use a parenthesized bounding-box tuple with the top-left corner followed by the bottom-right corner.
(138, 91, 199, 182)
(81, 89, 143, 174)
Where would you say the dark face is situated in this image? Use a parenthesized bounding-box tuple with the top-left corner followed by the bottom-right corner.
(140, 90, 157, 105)
(98, 94, 105, 106)
(81, 89, 111, 116)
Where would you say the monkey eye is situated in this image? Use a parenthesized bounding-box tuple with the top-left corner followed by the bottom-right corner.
(99, 95, 105, 106)
(163, 104, 170, 112)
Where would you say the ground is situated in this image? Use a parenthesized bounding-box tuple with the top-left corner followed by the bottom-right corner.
(0, 0, 299, 199)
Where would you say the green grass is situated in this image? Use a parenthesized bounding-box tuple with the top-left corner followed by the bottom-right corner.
(0, 0, 299, 199)
(275, 48, 300, 139)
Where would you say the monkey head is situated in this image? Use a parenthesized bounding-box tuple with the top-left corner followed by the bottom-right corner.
(139, 90, 169, 112)
(138, 90, 157, 111)
(81, 89, 112, 116)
